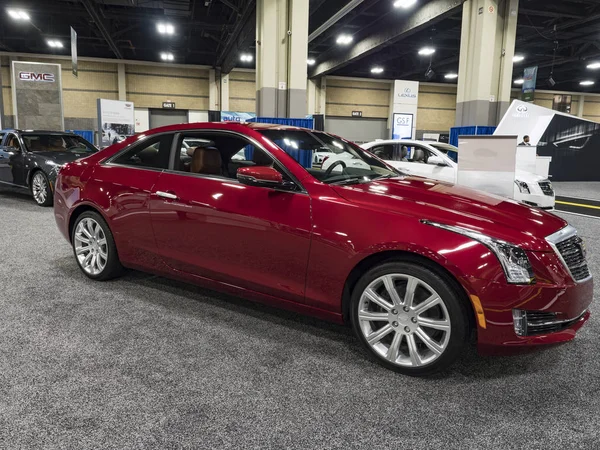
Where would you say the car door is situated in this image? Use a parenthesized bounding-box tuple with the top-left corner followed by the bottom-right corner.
(0, 132, 26, 186)
(149, 131, 312, 305)
(93, 133, 173, 266)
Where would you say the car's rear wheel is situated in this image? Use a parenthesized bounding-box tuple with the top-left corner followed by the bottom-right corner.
(31, 171, 52, 207)
(71, 211, 124, 281)
(350, 261, 469, 376)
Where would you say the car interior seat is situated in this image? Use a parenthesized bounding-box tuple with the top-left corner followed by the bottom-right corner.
(412, 148, 425, 163)
(401, 146, 408, 161)
(191, 146, 222, 175)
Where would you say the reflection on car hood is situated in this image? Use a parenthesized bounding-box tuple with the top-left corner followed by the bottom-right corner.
(332, 176, 566, 251)
(33, 151, 92, 164)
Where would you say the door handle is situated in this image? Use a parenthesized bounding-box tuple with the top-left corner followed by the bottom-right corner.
(156, 190, 178, 200)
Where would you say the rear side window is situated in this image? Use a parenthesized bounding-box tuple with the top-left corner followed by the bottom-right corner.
(112, 134, 173, 170)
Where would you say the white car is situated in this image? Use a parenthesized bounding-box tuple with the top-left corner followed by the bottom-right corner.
(322, 139, 555, 209)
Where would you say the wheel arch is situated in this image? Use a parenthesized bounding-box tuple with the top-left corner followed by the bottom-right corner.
(341, 250, 476, 332)
(68, 203, 106, 243)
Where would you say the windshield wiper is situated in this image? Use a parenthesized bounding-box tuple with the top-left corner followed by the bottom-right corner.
(329, 177, 364, 186)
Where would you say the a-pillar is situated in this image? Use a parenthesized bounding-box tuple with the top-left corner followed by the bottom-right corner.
(256, 0, 309, 118)
(456, 0, 519, 126)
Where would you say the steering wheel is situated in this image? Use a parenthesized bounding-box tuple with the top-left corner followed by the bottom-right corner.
(324, 160, 347, 177)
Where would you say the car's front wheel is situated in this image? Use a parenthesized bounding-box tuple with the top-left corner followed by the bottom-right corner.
(31, 171, 52, 207)
(71, 211, 124, 280)
(350, 260, 469, 376)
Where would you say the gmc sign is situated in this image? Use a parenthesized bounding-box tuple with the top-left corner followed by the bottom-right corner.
(19, 72, 55, 82)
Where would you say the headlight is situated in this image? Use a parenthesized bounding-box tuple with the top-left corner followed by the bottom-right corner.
(515, 180, 530, 194)
(422, 220, 536, 285)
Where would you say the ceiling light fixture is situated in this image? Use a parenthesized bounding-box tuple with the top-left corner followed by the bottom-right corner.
(336, 34, 353, 45)
(160, 52, 174, 61)
(157, 23, 175, 35)
(307, 58, 316, 66)
(371, 67, 384, 74)
(445, 73, 458, 79)
(514, 79, 524, 85)
(513, 55, 525, 63)
(587, 62, 600, 70)
(7, 8, 29, 20)
(418, 47, 435, 56)
(240, 53, 253, 62)
(394, 0, 417, 8)
(580, 80, 595, 86)
(47, 40, 63, 48)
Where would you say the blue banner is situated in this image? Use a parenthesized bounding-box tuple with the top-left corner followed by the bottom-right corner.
(522, 66, 538, 102)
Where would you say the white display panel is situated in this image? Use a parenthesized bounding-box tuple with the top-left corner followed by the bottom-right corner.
(457, 135, 517, 198)
(97, 99, 135, 147)
(392, 113, 414, 140)
(134, 108, 149, 133)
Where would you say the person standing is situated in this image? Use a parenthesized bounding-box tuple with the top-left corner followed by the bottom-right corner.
(520, 135, 531, 146)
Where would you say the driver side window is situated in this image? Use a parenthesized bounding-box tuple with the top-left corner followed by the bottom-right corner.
(408, 145, 434, 164)
(6, 134, 21, 151)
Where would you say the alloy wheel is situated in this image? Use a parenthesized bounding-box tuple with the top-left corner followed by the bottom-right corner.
(32, 172, 47, 205)
(74, 218, 108, 276)
(357, 274, 451, 367)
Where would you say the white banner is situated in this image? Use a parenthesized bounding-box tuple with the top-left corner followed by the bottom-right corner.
(97, 99, 135, 147)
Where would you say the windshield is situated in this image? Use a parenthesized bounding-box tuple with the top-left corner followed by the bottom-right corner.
(258, 129, 400, 185)
(22, 134, 98, 154)
(429, 142, 458, 163)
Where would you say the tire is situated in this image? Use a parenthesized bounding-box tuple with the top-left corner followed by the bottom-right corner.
(350, 260, 469, 376)
(31, 171, 53, 207)
(71, 211, 124, 281)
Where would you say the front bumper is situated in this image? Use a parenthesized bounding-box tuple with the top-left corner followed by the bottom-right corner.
(465, 272, 593, 354)
(515, 191, 555, 209)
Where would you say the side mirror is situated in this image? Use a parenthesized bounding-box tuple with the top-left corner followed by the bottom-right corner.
(237, 166, 295, 190)
(427, 155, 446, 166)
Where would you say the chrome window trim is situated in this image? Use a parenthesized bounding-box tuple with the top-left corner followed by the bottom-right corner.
(545, 225, 592, 284)
(166, 129, 308, 194)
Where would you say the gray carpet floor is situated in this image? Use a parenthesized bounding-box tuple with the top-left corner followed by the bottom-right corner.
(1, 186, 599, 449)
(553, 181, 600, 201)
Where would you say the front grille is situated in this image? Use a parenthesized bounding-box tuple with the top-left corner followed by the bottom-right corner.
(538, 181, 554, 196)
(555, 235, 591, 281)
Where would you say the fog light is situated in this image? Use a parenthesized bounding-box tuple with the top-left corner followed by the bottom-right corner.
(513, 309, 527, 336)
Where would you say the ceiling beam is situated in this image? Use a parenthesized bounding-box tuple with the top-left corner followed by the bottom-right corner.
(80, 0, 123, 59)
(519, 8, 585, 20)
(309, 0, 464, 78)
(217, 0, 256, 74)
(308, 0, 364, 43)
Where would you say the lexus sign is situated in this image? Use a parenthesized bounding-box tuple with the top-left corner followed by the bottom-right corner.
(18, 72, 55, 82)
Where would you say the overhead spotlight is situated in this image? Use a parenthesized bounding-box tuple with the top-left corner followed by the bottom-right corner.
(371, 67, 384, 74)
(240, 53, 253, 62)
(157, 23, 175, 35)
(580, 80, 595, 86)
(513, 55, 525, 63)
(513, 79, 524, 85)
(47, 40, 63, 48)
(160, 52, 174, 61)
(7, 8, 29, 20)
(444, 73, 458, 79)
(425, 66, 435, 80)
(418, 47, 435, 56)
(336, 34, 353, 45)
(307, 58, 316, 66)
(394, 0, 417, 8)
(547, 76, 556, 87)
(587, 62, 600, 69)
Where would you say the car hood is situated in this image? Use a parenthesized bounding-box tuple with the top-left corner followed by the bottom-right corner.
(332, 177, 566, 251)
(515, 169, 547, 183)
(33, 151, 93, 164)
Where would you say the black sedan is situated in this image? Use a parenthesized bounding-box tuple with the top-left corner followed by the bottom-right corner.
(0, 130, 98, 206)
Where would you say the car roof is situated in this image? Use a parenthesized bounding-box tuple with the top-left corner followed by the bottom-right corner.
(0, 129, 79, 136)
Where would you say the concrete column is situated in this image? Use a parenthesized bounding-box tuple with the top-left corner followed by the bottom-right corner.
(220, 72, 230, 111)
(317, 76, 326, 115)
(456, 0, 519, 126)
(117, 63, 126, 101)
(577, 94, 585, 117)
(307, 78, 317, 115)
(256, 0, 309, 117)
(208, 69, 219, 110)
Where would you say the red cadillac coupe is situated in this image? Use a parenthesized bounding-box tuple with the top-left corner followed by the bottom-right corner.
(54, 123, 593, 375)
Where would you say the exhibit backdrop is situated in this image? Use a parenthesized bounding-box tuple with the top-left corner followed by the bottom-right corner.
(97, 99, 135, 147)
(391, 80, 419, 139)
(11, 61, 64, 130)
